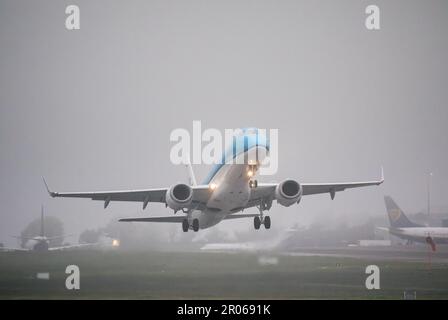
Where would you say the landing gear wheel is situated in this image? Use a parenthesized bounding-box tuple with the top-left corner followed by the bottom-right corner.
(192, 219, 200, 232)
(254, 216, 261, 230)
(264, 216, 271, 229)
(249, 180, 258, 188)
(182, 219, 189, 232)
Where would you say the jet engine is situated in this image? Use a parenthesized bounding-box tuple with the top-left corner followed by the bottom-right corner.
(275, 179, 302, 207)
(166, 183, 193, 211)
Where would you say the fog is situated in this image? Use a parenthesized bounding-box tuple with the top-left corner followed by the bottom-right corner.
(1, 0, 448, 247)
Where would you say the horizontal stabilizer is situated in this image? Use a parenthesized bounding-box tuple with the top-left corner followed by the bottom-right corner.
(10, 235, 36, 241)
(119, 213, 260, 224)
(224, 214, 259, 220)
(119, 216, 187, 223)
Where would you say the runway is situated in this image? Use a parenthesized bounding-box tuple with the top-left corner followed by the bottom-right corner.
(1, 247, 448, 299)
(284, 245, 448, 263)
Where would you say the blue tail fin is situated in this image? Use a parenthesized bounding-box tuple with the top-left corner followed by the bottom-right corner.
(384, 196, 421, 228)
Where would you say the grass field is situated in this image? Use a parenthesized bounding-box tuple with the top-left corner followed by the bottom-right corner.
(1, 250, 448, 299)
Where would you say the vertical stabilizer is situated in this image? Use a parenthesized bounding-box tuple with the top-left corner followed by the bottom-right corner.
(184, 162, 197, 186)
(40, 205, 45, 237)
(384, 196, 422, 228)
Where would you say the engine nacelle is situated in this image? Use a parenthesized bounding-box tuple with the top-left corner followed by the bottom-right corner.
(166, 183, 193, 211)
(275, 179, 302, 207)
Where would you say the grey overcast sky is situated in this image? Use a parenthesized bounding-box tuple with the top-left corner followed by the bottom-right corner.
(1, 0, 447, 245)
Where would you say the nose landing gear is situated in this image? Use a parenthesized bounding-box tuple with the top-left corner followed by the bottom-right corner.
(248, 164, 258, 189)
(249, 179, 258, 188)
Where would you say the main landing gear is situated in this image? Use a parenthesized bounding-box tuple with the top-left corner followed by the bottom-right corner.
(182, 218, 199, 232)
(254, 216, 271, 230)
(253, 201, 271, 230)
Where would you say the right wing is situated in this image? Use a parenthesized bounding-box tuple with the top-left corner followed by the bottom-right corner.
(248, 167, 384, 206)
(43, 178, 210, 209)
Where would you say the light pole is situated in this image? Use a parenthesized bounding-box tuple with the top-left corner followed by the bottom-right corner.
(427, 172, 433, 216)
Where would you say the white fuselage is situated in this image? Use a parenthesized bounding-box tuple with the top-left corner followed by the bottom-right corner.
(189, 146, 267, 229)
(390, 227, 448, 244)
(24, 236, 50, 251)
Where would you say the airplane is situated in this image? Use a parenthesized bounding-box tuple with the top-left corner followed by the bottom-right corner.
(382, 196, 448, 251)
(1, 206, 93, 252)
(43, 128, 384, 232)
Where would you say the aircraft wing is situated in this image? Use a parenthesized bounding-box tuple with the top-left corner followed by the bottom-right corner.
(300, 179, 384, 198)
(43, 178, 211, 209)
(48, 243, 97, 251)
(10, 235, 36, 241)
(46, 234, 75, 241)
(249, 168, 384, 204)
(0, 247, 30, 252)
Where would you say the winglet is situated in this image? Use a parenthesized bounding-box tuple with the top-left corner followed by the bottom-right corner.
(42, 177, 57, 197)
(379, 166, 385, 184)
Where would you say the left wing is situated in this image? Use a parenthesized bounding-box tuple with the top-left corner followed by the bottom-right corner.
(43, 178, 210, 209)
(249, 168, 384, 205)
